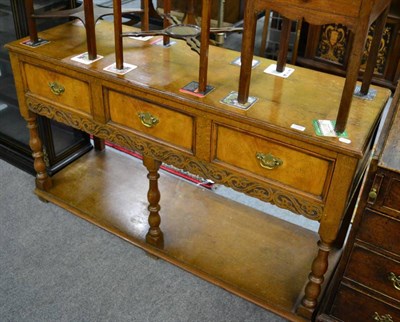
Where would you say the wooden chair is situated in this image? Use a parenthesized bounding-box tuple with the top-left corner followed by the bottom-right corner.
(113, 0, 212, 95)
(24, 0, 149, 60)
(237, 0, 391, 133)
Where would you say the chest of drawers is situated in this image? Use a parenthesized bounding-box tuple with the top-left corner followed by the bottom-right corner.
(317, 84, 400, 321)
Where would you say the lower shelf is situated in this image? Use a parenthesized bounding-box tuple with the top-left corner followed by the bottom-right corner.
(35, 147, 340, 321)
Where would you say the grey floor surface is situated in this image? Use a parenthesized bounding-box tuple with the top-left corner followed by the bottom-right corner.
(0, 159, 288, 322)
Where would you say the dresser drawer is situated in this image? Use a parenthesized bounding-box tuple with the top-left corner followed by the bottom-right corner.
(369, 172, 400, 219)
(214, 125, 333, 198)
(23, 63, 91, 115)
(383, 177, 400, 214)
(331, 283, 400, 322)
(345, 245, 400, 302)
(358, 208, 400, 256)
(107, 90, 194, 152)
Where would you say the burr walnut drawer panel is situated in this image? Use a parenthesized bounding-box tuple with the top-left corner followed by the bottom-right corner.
(357, 208, 400, 256)
(107, 90, 194, 152)
(331, 283, 400, 321)
(23, 63, 91, 115)
(213, 125, 333, 198)
(344, 245, 400, 302)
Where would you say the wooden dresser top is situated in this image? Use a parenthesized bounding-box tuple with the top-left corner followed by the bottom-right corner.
(6, 20, 391, 158)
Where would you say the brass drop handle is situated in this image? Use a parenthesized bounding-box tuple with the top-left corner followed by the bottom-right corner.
(256, 152, 283, 170)
(138, 112, 159, 128)
(388, 272, 400, 291)
(48, 82, 65, 96)
(373, 312, 393, 322)
(369, 188, 378, 201)
(368, 174, 383, 205)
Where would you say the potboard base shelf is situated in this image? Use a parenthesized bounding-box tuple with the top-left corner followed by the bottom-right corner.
(35, 148, 339, 321)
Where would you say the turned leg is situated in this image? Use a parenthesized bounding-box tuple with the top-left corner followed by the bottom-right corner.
(143, 155, 164, 248)
(297, 240, 331, 319)
(26, 113, 52, 191)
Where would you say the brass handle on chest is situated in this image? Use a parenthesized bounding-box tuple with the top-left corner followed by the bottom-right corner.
(369, 188, 378, 201)
(138, 112, 159, 128)
(256, 152, 283, 170)
(48, 82, 65, 96)
(388, 272, 400, 291)
(373, 312, 393, 322)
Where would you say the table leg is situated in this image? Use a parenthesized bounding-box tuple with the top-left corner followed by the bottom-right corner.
(291, 19, 303, 65)
(83, 0, 97, 60)
(198, 0, 211, 93)
(162, 0, 171, 46)
(238, 4, 258, 104)
(297, 240, 331, 319)
(26, 113, 52, 191)
(215, 0, 226, 46)
(276, 17, 292, 72)
(141, 0, 149, 31)
(334, 24, 370, 133)
(259, 9, 271, 57)
(360, 6, 390, 95)
(93, 137, 105, 151)
(143, 155, 164, 248)
(182, 0, 197, 25)
(113, 0, 124, 70)
(24, 0, 39, 43)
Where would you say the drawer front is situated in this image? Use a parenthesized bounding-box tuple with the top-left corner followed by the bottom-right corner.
(108, 90, 194, 152)
(369, 170, 400, 219)
(358, 208, 400, 256)
(331, 283, 400, 321)
(214, 125, 332, 198)
(345, 245, 400, 302)
(384, 178, 400, 214)
(24, 63, 91, 115)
